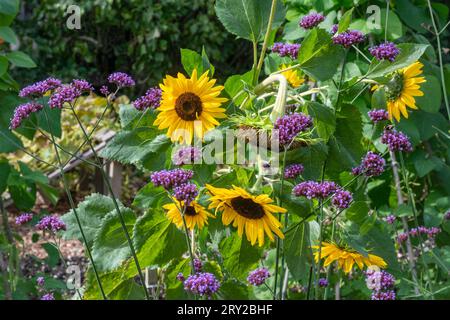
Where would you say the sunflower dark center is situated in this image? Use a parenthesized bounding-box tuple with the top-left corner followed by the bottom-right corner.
(385, 72, 404, 101)
(185, 206, 198, 216)
(175, 92, 202, 121)
(230, 196, 265, 219)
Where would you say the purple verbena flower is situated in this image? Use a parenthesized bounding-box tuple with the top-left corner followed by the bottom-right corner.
(384, 215, 396, 224)
(172, 146, 202, 166)
(284, 164, 304, 179)
(368, 109, 389, 123)
(150, 169, 194, 190)
(355, 151, 385, 177)
(36, 215, 66, 233)
(173, 183, 198, 206)
(36, 277, 45, 287)
(15, 213, 33, 226)
(371, 290, 396, 300)
(133, 87, 162, 111)
(318, 278, 328, 287)
(71, 79, 94, 92)
(293, 181, 320, 199)
(100, 86, 110, 96)
(330, 24, 338, 35)
(271, 42, 300, 59)
(299, 13, 325, 29)
(317, 181, 338, 198)
(274, 112, 313, 146)
(365, 269, 396, 291)
(369, 42, 400, 62)
(194, 258, 203, 273)
(40, 293, 55, 300)
(397, 233, 408, 243)
(381, 128, 413, 152)
(10, 102, 44, 130)
(331, 189, 353, 209)
(332, 30, 365, 48)
(184, 272, 220, 298)
(48, 84, 82, 109)
(19, 78, 61, 98)
(247, 268, 271, 286)
(176, 273, 185, 282)
(108, 72, 135, 88)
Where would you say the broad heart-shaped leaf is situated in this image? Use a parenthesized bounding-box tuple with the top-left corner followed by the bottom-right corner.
(215, 0, 285, 42)
(219, 231, 263, 280)
(415, 75, 442, 113)
(284, 216, 311, 281)
(285, 143, 328, 181)
(0, 128, 23, 153)
(61, 193, 119, 248)
(5, 51, 36, 68)
(327, 105, 364, 177)
(0, 0, 19, 16)
(303, 101, 336, 142)
(0, 26, 17, 45)
(218, 279, 253, 299)
(180, 48, 215, 77)
(297, 28, 345, 81)
(118, 104, 155, 130)
(37, 106, 62, 138)
(165, 258, 190, 299)
(91, 208, 136, 272)
(132, 183, 166, 210)
(99, 128, 171, 166)
(130, 209, 186, 272)
(366, 43, 428, 79)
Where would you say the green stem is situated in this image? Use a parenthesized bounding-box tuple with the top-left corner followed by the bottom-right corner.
(42, 108, 107, 300)
(314, 161, 327, 300)
(323, 221, 335, 300)
(69, 106, 150, 300)
(384, 0, 390, 42)
(253, 0, 278, 85)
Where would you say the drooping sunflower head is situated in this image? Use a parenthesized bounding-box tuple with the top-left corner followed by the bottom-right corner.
(312, 242, 387, 274)
(280, 64, 305, 88)
(163, 199, 215, 231)
(206, 184, 287, 247)
(384, 61, 425, 122)
(154, 69, 228, 144)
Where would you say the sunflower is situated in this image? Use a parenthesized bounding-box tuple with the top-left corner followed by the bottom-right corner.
(163, 199, 215, 231)
(312, 242, 387, 274)
(381, 61, 425, 122)
(206, 184, 287, 246)
(280, 64, 305, 88)
(154, 69, 228, 144)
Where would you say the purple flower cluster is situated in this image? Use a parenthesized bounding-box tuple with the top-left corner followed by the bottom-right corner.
(72, 79, 94, 92)
(352, 152, 385, 177)
(365, 269, 396, 300)
(332, 30, 365, 48)
(37, 277, 45, 287)
(19, 78, 61, 98)
(284, 164, 304, 179)
(9, 102, 43, 130)
(368, 109, 389, 123)
(173, 182, 198, 206)
(48, 85, 81, 109)
(184, 272, 220, 298)
(384, 215, 396, 224)
(100, 86, 110, 96)
(330, 24, 338, 35)
(274, 112, 313, 146)
(172, 146, 202, 166)
(36, 215, 66, 233)
(369, 42, 400, 62)
(15, 213, 33, 225)
(108, 72, 135, 88)
(293, 181, 352, 209)
(40, 293, 55, 300)
(397, 226, 441, 243)
(194, 258, 203, 273)
(176, 273, 185, 282)
(331, 189, 353, 209)
(133, 87, 162, 111)
(247, 268, 271, 286)
(299, 13, 325, 29)
(150, 169, 194, 190)
(381, 128, 413, 153)
(318, 278, 328, 287)
(271, 42, 300, 59)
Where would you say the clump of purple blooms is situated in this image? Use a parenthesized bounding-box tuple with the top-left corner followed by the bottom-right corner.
(150, 169, 194, 190)
(368, 109, 389, 123)
(40, 293, 55, 300)
(365, 269, 396, 300)
(184, 272, 220, 298)
(271, 42, 300, 59)
(15, 213, 33, 225)
(176, 273, 185, 282)
(299, 13, 325, 29)
(108, 72, 135, 88)
(48, 85, 81, 109)
(381, 128, 413, 152)
(293, 181, 352, 209)
(397, 226, 441, 243)
(100, 85, 110, 96)
(284, 164, 304, 179)
(194, 258, 203, 273)
(173, 183, 198, 206)
(19, 78, 61, 98)
(369, 42, 400, 62)
(9, 102, 44, 130)
(352, 152, 385, 177)
(36, 277, 45, 287)
(384, 215, 396, 224)
(274, 112, 313, 146)
(133, 87, 162, 111)
(318, 278, 328, 287)
(247, 268, 271, 286)
(332, 30, 365, 48)
(72, 79, 94, 92)
(36, 215, 66, 233)
(172, 146, 202, 166)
